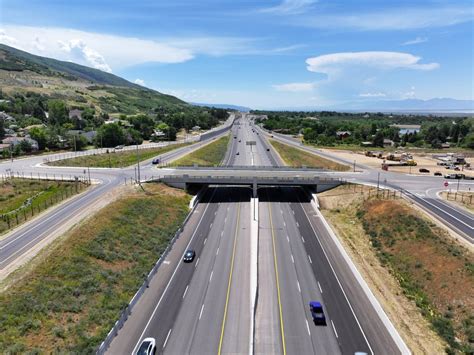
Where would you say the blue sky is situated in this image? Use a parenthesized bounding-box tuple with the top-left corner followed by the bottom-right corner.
(0, 0, 473, 109)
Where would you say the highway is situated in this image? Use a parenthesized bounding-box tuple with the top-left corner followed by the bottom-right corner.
(1, 112, 471, 354)
(107, 116, 405, 354)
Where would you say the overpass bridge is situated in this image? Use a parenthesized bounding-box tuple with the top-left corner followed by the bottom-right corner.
(149, 166, 344, 196)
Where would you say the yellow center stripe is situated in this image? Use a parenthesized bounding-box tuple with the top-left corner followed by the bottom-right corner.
(218, 202, 241, 355)
(269, 201, 287, 355)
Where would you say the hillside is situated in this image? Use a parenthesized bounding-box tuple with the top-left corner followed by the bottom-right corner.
(0, 43, 186, 115)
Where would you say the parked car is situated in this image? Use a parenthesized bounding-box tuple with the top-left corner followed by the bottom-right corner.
(183, 250, 196, 263)
(309, 301, 326, 325)
(419, 168, 430, 173)
(434, 171, 442, 176)
(236, 152, 240, 155)
(136, 337, 156, 355)
(114, 145, 124, 150)
(152, 158, 160, 164)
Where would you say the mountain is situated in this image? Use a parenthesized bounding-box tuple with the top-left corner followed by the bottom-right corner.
(191, 102, 252, 112)
(340, 98, 474, 112)
(261, 98, 474, 114)
(0, 43, 186, 114)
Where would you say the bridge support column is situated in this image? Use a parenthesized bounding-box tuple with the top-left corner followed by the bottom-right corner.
(252, 180, 258, 198)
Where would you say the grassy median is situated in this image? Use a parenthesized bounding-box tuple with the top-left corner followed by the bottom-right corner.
(173, 134, 230, 166)
(0, 184, 190, 353)
(270, 139, 349, 171)
(0, 178, 85, 235)
(319, 186, 473, 354)
(48, 143, 190, 168)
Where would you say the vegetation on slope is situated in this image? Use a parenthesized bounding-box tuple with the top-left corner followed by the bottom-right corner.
(0, 184, 190, 353)
(356, 199, 473, 354)
(270, 139, 349, 171)
(173, 134, 230, 166)
(0, 178, 85, 234)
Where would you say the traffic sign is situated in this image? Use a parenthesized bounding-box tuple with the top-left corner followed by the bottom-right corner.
(444, 181, 449, 187)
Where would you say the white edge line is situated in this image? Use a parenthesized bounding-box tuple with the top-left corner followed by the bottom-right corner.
(331, 320, 338, 338)
(183, 285, 189, 299)
(300, 201, 375, 355)
(308, 197, 411, 355)
(131, 189, 215, 354)
(163, 328, 172, 349)
(199, 304, 205, 319)
(305, 319, 311, 336)
(318, 281, 323, 294)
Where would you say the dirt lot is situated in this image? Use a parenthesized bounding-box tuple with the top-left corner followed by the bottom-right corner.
(320, 148, 474, 177)
(318, 185, 474, 354)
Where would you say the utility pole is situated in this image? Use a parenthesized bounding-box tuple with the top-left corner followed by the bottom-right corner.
(377, 172, 380, 197)
(136, 144, 141, 184)
(87, 166, 91, 185)
(457, 177, 461, 192)
(353, 160, 356, 172)
(73, 135, 77, 154)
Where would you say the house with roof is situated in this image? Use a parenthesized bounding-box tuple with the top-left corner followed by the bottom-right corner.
(2, 136, 39, 150)
(336, 131, 352, 139)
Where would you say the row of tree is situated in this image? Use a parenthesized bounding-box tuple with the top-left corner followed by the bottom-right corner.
(256, 113, 474, 149)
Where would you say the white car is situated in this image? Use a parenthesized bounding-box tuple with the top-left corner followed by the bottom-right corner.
(136, 337, 156, 355)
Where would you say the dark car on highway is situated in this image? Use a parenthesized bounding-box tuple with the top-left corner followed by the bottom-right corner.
(152, 158, 160, 164)
(434, 171, 442, 176)
(419, 168, 430, 173)
(183, 250, 196, 263)
(309, 301, 326, 325)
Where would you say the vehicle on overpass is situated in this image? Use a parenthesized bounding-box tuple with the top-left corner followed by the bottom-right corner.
(152, 158, 160, 165)
(309, 301, 326, 325)
(136, 337, 156, 355)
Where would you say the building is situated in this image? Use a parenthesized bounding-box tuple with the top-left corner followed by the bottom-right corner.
(2, 136, 39, 150)
(0, 111, 15, 122)
(335, 131, 351, 139)
(390, 124, 421, 135)
(383, 139, 395, 147)
(68, 109, 83, 119)
(0, 143, 11, 152)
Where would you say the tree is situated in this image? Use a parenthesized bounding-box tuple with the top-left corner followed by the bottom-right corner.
(125, 128, 143, 145)
(48, 100, 68, 126)
(96, 123, 125, 147)
(19, 140, 32, 153)
(373, 131, 384, 147)
(463, 133, 474, 149)
(29, 127, 48, 150)
(0, 119, 4, 140)
(68, 134, 88, 151)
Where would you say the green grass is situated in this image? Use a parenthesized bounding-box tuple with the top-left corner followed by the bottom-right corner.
(0, 178, 84, 234)
(270, 139, 350, 171)
(173, 134, 230, 166)
(0, 184, 191, 353)
(48, 143, 190, 168)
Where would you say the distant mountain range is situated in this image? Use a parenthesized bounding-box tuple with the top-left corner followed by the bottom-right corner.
(191, 102, 251, 112)
(261, 98, 474, 114)
(339, 98, 474, 112)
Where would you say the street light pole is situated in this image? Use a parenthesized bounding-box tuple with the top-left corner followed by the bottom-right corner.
(377, 172, 380, 197)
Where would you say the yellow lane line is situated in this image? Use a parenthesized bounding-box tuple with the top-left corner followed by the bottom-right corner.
(217, 201, 241, 355)
(269, 201, 287, 355)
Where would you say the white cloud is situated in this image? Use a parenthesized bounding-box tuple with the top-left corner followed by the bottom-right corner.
(0, 29, 17, 46)
(134, 78, 146, 86)
(58, 39, 112, 72)
(0, 25, 194, 71)
(402, 86, 416, 98)
(297, 6, 473, 30)
(273, 82, 315, 92)
(260, 0, 317, 15)
(359, 92, 386, 98)
(402, 37, 428, 45)
(306, 52, 439, 76)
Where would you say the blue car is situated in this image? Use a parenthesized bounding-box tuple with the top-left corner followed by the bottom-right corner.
(309, 301, 326, 325)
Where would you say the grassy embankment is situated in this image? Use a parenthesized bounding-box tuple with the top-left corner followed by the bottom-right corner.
(0, 184, 190, 353)
(319, 186, 473, 354)
(173, 134, 230, 166)
(0, 178, 85, 235)
(48, 143, 190, 168)
(269, 139, 350, 171)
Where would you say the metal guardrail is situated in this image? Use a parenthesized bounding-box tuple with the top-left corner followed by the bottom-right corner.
(96, 194, 201, 354)
(170, 165, 327, 171)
